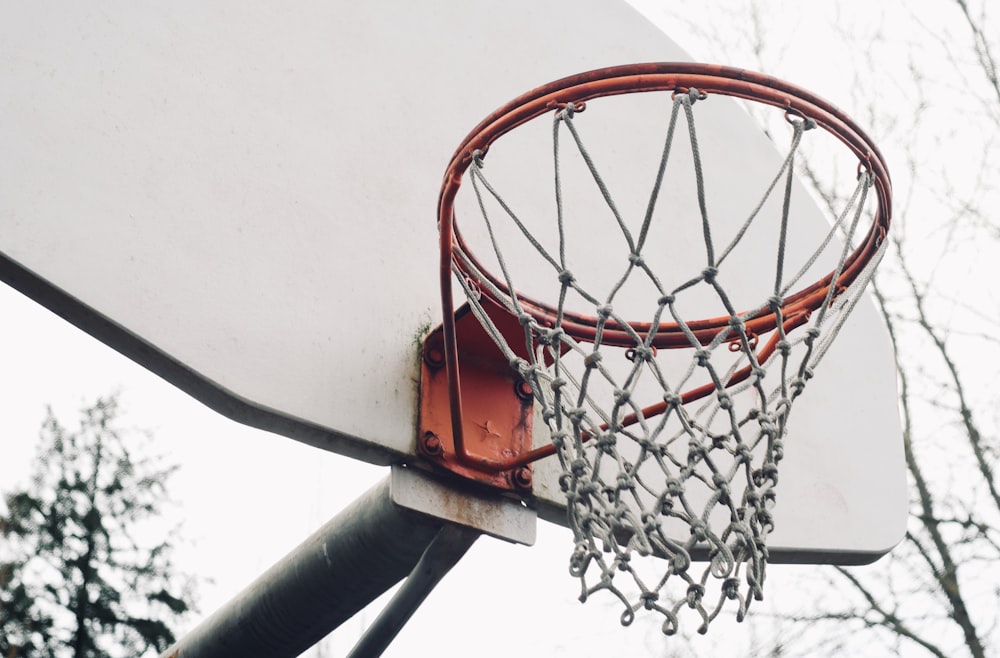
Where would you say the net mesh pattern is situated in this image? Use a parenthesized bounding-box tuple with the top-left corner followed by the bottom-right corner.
(449, 89, 886, 634)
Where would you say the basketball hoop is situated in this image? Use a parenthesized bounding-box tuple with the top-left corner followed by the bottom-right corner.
(419, 63, 891, 633)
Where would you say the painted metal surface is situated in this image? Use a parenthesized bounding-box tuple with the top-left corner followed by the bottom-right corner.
(0, 0, 906, 560)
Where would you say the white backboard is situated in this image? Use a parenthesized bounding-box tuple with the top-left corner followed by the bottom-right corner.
(0, 0, 906, 562)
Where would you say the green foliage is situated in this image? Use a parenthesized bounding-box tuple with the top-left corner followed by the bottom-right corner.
(0, 396, 195, 657)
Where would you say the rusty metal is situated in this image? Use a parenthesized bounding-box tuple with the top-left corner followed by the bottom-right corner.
(422, 344, 446, 369)
(429, 62, 892, 479)
(419, 432, 444, 458)
(513, 379, 533, 402)
(510, 466, 533, 491)
(390, 465, 535, 545)
(419, 298, 534, 488)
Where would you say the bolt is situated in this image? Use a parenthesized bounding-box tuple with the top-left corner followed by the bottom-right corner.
(423, 345, 446, 369)
(510, 466, 533, 490)
(514, 379, 533, 401)
(421, 431, 443, 457)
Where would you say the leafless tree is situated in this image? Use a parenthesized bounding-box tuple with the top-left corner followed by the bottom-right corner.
(636, 1, 1000, 655)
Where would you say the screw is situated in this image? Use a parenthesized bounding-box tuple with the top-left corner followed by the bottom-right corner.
(510, 466, 533, 490)
(421, 431, 443, 457)
(423, 345, 446, 369)
(514, 379, 533, 401)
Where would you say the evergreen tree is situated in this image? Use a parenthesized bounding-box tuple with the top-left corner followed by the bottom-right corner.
(0, 396, 194, 657)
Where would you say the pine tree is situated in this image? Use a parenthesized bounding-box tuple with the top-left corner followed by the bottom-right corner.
(0, 396, 194, 657)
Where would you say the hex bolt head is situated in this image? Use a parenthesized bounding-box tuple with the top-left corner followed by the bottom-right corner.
(423, 345, 446, 369)
(511, 466, 533, 490)
(421, 431, 444, 457)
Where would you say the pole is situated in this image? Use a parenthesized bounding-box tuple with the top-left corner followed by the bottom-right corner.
(346, 524, 479, 658)
(161, 476, 443, 658)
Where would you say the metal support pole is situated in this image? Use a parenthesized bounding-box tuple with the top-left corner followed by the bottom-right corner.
(346, 524, 479, 658)
(160, 476, 443, 658)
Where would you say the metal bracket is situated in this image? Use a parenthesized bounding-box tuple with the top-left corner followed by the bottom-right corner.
(390, 465, 536, 545)
(418, 300, 534, 493)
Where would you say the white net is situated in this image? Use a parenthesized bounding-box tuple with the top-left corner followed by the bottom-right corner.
(448, 88, 886, 634)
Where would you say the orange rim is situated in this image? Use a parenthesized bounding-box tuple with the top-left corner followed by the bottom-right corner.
(434, 63, 892, 473)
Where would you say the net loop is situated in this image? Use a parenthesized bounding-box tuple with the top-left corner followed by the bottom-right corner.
(625, 345, 656, 362)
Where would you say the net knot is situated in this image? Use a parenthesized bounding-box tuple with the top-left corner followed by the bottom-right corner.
(616, 472, 634, 491)
(567, 408, 588, 426)
(695, 349, 711, 367)
(689, 519, 709, 542)
(735, 443, 753, 464)
(517, 312, 533, 327)
(561, 101, 583, 118)
(508, 356, 529, 375)
(597, 304, 614, 319)
(583, 351, 603, 368)
(626, 345, 655, 362)
(595, 433, 617, 454)
(641, 512, 661, 532)
(613, 388, 631, 405)
(717, 391, 733, 410)
(471, 149, 486, 167)
(686, 583, 706, 608)
(753, 462, 779, 487)
(756, 509, 775, 533)
(675, 87, 706, 103)
(557, 269, 575, 286)
(665, 478, 684, 497)
(550, 430, 569, 450)
(687, 440, 707, 463)
(722, 578, 741, 600)
(520, 362, 542, 381)
(757, 412, 777, 435)
(655, 492, 675, 515)
(658, 294, 675, 306)
(570, 459, 589, 477)
(701, 267, 718, 283)
(768, 295, 783, 311)
(628, 252, 645, 267)
(568, 545, 588, 575)
(540, 327, 565, 347)
(550, 376, 567, 392)
(777, 340, 791, 357)
(641, 591, 659, 610)
(663, 391, 683, 408)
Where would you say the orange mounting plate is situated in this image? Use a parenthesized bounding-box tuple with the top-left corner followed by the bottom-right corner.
(418, 301, 535, 492)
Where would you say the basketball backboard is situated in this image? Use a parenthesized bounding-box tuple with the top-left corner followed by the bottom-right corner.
(0, 1, 905, 563)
